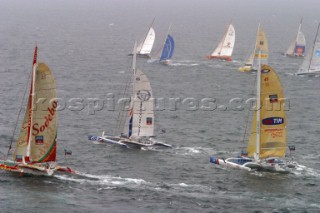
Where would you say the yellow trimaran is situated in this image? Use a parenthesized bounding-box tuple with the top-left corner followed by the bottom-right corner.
(239, 23, 269, 72)
(0, 47, 75, 176)
(211, 50, 295, 172)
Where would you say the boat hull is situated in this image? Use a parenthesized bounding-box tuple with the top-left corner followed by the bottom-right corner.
(210, 156, 294, 173)
(296, 70, 320, 76)
(285, 53, 304, 57)
(0, 160, 75, 176)
(206, 55, 232, 61)
(238, 66, 257, 72)
(88, 135, 172, 149)
(160, 60, 171, 65)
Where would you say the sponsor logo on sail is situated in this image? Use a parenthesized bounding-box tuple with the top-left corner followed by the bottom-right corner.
(269, 94, 278, 103)
(35, 136, 44, 145)
(32, 100, 57, 136)
(261, 69, 270, 73)
(137, 90, 151, 101)
(262, 117, 284, 125)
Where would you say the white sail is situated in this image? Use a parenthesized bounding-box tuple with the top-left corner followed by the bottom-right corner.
(296, 31, 306, 47)
(131, 69, 154, 137)
(211, 24, 235, 57)
(285, 40, 296, 55)
(137, 27, 155, 55)
(298, 24, 320, 74)
(306, 40, 320, 72)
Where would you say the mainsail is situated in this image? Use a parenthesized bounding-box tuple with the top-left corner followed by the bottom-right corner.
(136, 18, 156, 55)
(252, 26, 268, 69)
(247, 64, 286, 159)
(123, 43, 154, 137)
(210, 24, 235, 58)
(159, 34, 175, 62)
(137, 27, 155, 55)
(285, 19, 306, 57)
(131, 69, 154, 137)
(13, 48, 57, 163)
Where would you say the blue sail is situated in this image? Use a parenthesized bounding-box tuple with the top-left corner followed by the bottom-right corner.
(160, 34, 175, 61)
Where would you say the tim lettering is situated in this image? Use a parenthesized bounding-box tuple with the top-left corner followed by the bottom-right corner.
(32, 100, 57, 136)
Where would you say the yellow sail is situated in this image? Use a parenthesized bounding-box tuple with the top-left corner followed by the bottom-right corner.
(247, 64, 286, 158)
(253, 26, 268, 66)
(240, 26, 269, 72)
(30, 63, 57, 162)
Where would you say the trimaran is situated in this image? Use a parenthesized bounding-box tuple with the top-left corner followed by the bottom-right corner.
(210, 50, 296, 172)
(0, 46, 76, 176)
(89, 43, 172, 149)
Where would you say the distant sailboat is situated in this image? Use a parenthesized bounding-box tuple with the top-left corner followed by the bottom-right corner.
(207, 23, 235, 61)
(210, 51, 295, 172)
(89, 43, 172, 149)
(0, 46, 75, 176)
(285, 18, 306, 57)
(239, 23, 268, 72)
(150, 25, 175, 65)
(132, 18, 156, 57)
(297, 23, 320, 75)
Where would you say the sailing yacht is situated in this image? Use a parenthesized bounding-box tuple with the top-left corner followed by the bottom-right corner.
(285, 18, 306, 57)
(89, 43, 172, 149)
(131, 18, 156, 57)
(207, 23, 235, 61)
(149, 25, 175, 65)
(297, 23, 320, 75)
(239, 24, 268, 72)
(210, 51, 295, 172)
(0, 46, 75, 176)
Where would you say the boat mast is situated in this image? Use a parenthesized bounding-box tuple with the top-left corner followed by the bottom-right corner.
(255, 50, 262, 162)
(253, 22, 261, 56)
(294, 18, 303, 54)
(26, 46, 38, 161)
(307, 23, 320, 72)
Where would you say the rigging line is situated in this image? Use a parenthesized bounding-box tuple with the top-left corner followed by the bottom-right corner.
(113, 69, 132, 135)
(240, 72, 257, 146)
(307, 23, 320, 72)
(6, 63, 33, 159)
(241, 105, 252, 145)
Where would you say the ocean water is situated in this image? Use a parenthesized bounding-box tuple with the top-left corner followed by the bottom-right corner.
(1, 0, 320, 212)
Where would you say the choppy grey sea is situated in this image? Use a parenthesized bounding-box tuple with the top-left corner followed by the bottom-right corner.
(1, 0, 320, 212)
